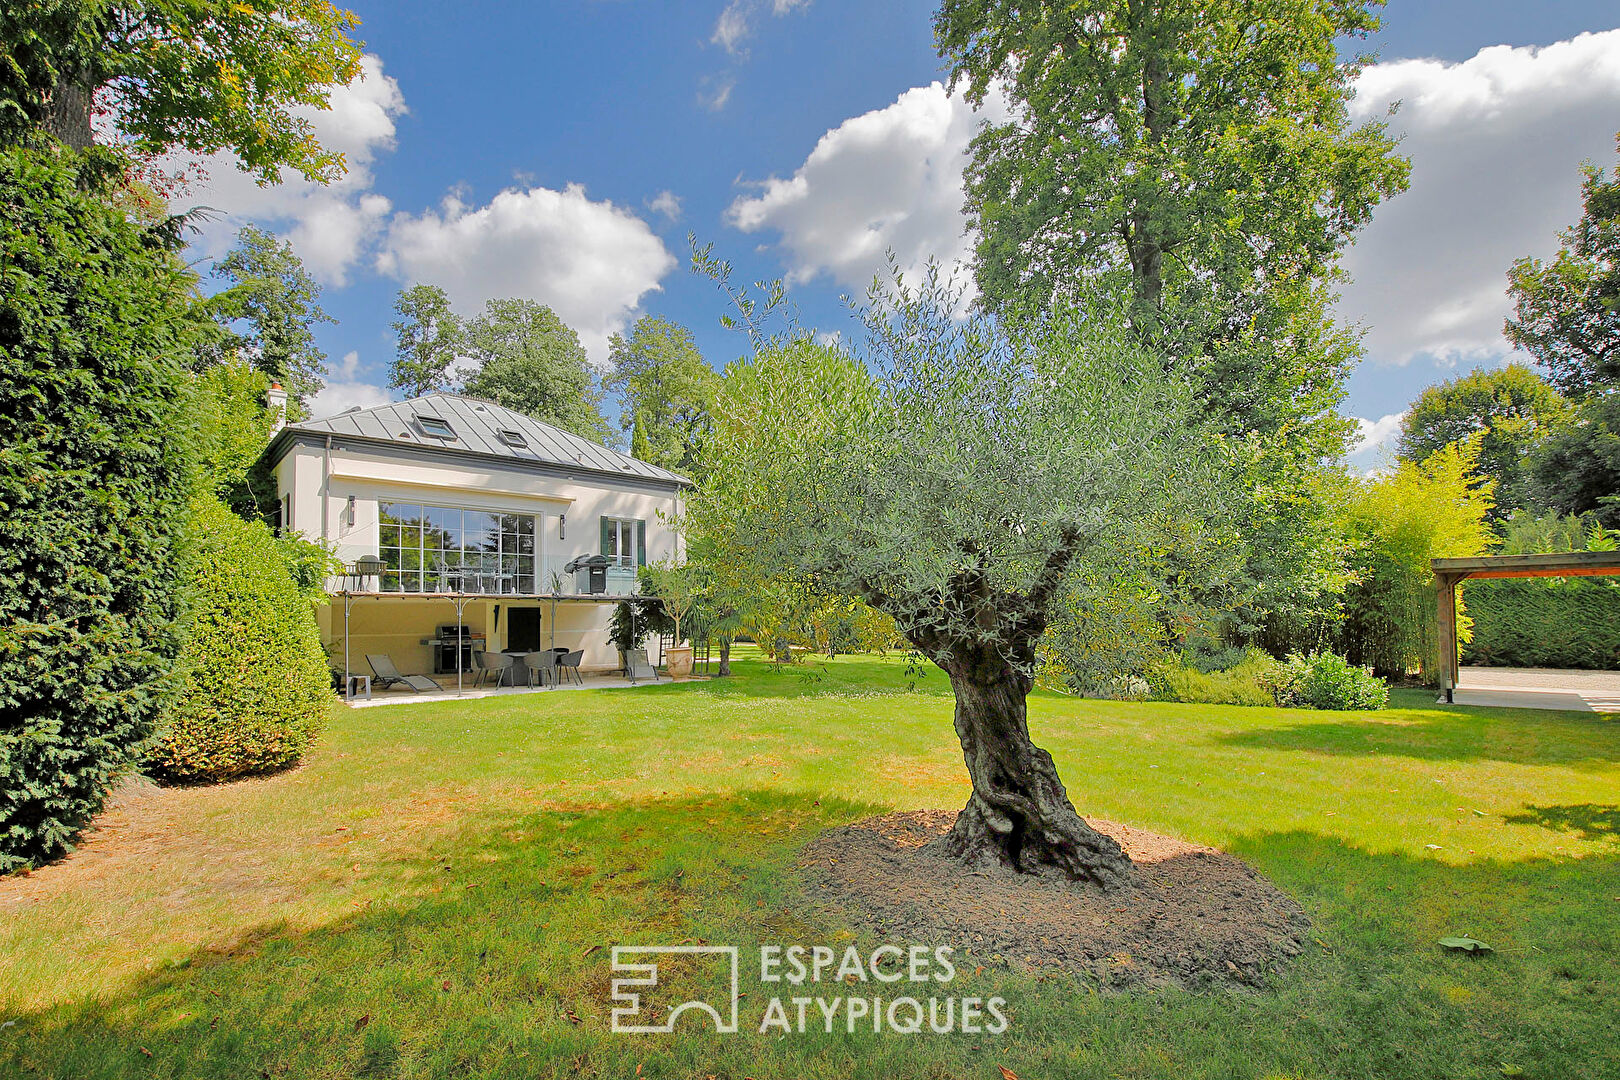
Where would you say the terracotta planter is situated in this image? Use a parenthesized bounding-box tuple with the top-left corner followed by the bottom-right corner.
(665, 645, 694, 680)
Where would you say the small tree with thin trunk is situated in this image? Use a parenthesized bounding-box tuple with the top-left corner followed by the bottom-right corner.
(642, 560, 701, 645)
(690, 272, 1230, 887)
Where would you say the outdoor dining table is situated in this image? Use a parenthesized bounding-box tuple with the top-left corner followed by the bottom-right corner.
(498, 648, 569, 687)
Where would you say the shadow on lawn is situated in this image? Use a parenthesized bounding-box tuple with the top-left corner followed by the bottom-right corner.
(1503, 803, 1620, 843)
(3, 794, 1617, 1080)
(1218, 707, 1620, 766)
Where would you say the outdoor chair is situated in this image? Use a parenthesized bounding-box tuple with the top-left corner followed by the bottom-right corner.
(624, 648, 658, 685)
(366, 654, 441, 693)
(523, 650, 559, 688)
(474, 649, 516, 688)
(558, 649, 584, 685)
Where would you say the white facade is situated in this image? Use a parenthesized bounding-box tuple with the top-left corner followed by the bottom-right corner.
(261, 394, 688, 678)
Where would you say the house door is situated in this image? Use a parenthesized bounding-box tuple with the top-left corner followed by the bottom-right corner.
(508, 607, 541, 653)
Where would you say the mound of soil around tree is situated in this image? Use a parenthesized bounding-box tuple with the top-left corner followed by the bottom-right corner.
(799, 810, 1308, 990)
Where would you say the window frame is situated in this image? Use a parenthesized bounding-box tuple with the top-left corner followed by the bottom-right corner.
(414, 414, 457, 440)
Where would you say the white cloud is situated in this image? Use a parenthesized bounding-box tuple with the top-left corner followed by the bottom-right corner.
(310, 351, 393, 420)
(710, 0, 811, 57)
(712, 1, 751, 55)
(698, 74, 735, 111)
(648, 190, 683, 221)
(1339, 31, 1620, 369)
(1346, 411, 1407, 473)
(726, 81, 1008, 298)
(377, 184, 676, 362)
(180, 55, 406, 284)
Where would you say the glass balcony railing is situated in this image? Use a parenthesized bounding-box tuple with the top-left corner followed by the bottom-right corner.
(333, 554, 642, 597)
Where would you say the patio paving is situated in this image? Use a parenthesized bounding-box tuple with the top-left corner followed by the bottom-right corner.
(344, 672, 703, 708)
(1451, 666, 1620, 713)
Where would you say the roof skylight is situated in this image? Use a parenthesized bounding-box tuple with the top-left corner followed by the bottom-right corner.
(415, 415, 456, 440)
(497, 429, 528, 448)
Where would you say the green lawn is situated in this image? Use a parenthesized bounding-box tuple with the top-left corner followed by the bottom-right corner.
(1, 651, 1616, 1079)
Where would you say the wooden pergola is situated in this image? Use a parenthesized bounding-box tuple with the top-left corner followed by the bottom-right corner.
(1432, 550, 1620, 702)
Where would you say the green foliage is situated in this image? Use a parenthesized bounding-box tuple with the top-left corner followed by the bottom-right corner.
(1397, 364, 1571, 520)
(1147, 648, 1280, 708)
(1036, 558, 1179, 696)
(1265, 651, 1388, 711)
(1529, 394, 1620, 527)
(0, 145, 197, 871)
(605, 316, 718, 475)
(389, 283, 462, 398)
(0, 0, 363, 183)
(461, 298, 617, 446)
(190, 356, 278, 517)
(1340, 442, 1495, 680)
(1505, 133, 1620, 401)
(207, 226, 331, 412)
(1463, 513, 1620, 670)
(149, 498, 330, 783)
(639, 559, 702, 643)
(934, 0, 1409, 449)
(607, 597, 672, 656)
(689, 267, 1235, 679)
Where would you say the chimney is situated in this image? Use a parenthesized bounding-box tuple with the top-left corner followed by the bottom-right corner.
(266, 381, 289, 434)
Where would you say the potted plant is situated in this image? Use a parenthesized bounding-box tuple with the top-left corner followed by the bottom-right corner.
(643, 560, 700, 679)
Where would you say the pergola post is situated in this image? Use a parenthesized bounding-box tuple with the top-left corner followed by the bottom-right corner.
(1435, 572, 1460, 704)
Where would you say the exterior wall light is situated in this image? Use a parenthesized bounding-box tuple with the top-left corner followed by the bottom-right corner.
(346, 494, 356, 527)
(559, 513, 566, 540)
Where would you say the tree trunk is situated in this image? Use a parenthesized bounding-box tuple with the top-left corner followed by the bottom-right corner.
(44, 76, 94, 151)
(928, 657, 1132, 889)
(717, 639, 732, 677)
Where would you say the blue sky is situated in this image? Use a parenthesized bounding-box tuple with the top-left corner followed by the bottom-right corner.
(183, 2, 1620, 466)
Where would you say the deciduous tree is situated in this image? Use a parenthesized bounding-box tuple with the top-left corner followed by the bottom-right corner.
(0, 0, 363, 182)
(935, 0, 1409, 449)
(389, 283, 463, 398)
(1506, 135, 1620, 400)
(207, 225, 331, 413)
(606, 316, 718, 475)
(1397, 364, 1570, 520)
(461, 298, 617, 446)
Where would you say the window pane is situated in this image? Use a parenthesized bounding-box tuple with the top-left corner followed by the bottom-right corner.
(516, 573, 534, 594)
(516, 515, 534, 537)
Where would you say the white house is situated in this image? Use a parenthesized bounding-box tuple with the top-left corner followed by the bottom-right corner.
(259, 390, 690, 680)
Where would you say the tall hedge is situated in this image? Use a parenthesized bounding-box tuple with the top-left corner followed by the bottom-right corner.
(1462, 577, 1620, 670)
(0, 147, 196, 871)
(148, 498, 330, 783)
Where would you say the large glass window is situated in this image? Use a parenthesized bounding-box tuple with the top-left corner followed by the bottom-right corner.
(379, 502, 536, 594)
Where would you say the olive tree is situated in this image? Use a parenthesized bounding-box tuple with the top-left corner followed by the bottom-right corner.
(691, 276, 1230, 886)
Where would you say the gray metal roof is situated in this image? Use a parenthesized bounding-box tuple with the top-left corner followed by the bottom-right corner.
(281, 393, 691, 486)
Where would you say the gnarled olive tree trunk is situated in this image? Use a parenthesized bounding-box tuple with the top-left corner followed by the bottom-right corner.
(926, 647, 1132, 889)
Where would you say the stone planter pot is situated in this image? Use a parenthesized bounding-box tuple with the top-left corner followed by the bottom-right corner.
(665, 645, 694, 680)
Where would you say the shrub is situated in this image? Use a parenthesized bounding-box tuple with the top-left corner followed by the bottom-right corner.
(1147, 648, 1280, 707)
(1265, 651, 1389, 711)
(0, 146, 197, 872)
(148, 499, 330, 782)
